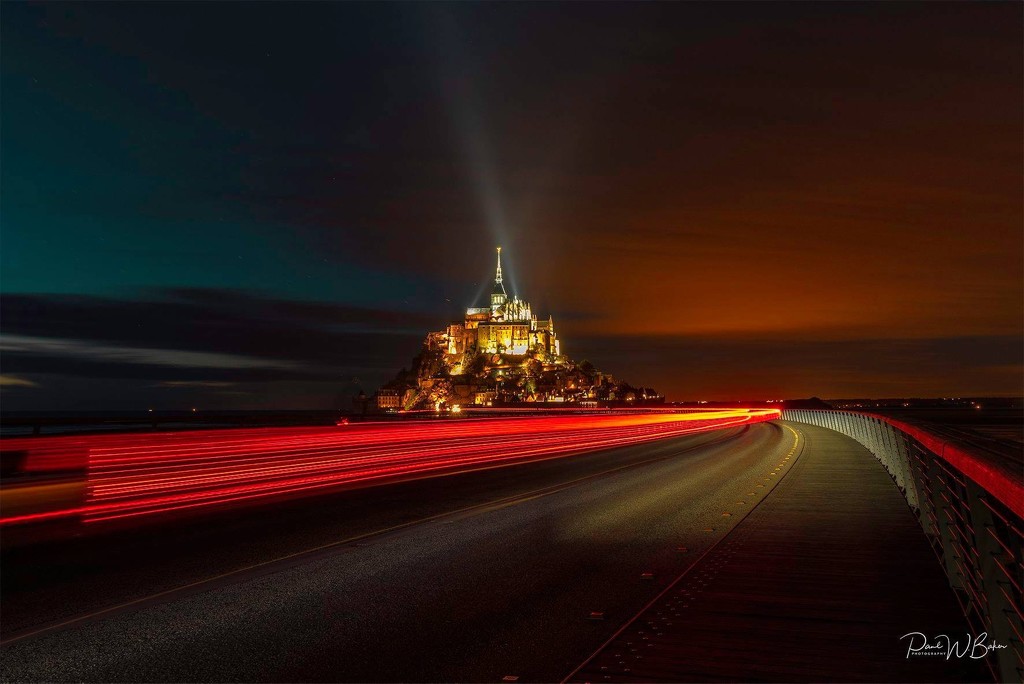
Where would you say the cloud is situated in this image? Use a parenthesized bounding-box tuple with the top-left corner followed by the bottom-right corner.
(572, 333, 1024, 400)
(0, 375, 38, 387)
(0, 290, 429, 408)
(1, 335, 299, 371)
(1, 290, 436, 362)
(1, 290, 428, 369)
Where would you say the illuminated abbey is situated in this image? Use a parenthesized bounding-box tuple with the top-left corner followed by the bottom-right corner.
(373, 247, 660, 411)
(434, 247, 561, 363)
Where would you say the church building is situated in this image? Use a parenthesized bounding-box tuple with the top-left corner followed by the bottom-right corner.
(436, 247, 561, 362)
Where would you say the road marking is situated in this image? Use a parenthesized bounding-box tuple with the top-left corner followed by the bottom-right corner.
(562, 421, 803, 683)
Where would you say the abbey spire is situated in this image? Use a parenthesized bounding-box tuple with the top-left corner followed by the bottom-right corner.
(494, 246, 506, 294)
(490, 246, 508, 312)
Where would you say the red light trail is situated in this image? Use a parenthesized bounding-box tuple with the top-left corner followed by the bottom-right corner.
(1, 409, 779, 527)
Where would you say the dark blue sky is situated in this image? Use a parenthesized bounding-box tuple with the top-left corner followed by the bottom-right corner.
(3, 3, 458, 302)
(2, 2, 1021, 409)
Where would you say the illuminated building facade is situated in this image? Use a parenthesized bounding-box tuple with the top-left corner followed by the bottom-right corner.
(443, 247, 562, 359)
(375, 389, 401, 410)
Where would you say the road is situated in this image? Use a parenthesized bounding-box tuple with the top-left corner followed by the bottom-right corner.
(1, 421, 793, 682)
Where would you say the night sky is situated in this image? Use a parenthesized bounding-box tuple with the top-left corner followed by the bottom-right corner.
(2, 2, 1021, 410)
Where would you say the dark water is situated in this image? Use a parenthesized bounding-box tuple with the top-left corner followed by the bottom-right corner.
(0, 411, 343, 437)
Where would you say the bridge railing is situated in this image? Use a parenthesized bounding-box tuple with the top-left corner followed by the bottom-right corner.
(781, 409, 1023, 683)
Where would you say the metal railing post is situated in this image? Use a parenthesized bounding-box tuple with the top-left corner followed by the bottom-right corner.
(966, 484, 1024, 682)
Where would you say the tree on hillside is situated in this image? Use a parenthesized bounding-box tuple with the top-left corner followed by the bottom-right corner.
(466, 351, 488, 378)
(427, 378, 454, 408)
(416, 346, 447, 380)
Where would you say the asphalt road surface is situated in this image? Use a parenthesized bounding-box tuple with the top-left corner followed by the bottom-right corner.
(2, 421, 793, 682)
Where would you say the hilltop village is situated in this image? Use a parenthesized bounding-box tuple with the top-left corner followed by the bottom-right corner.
(369, 248, 662, 412)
